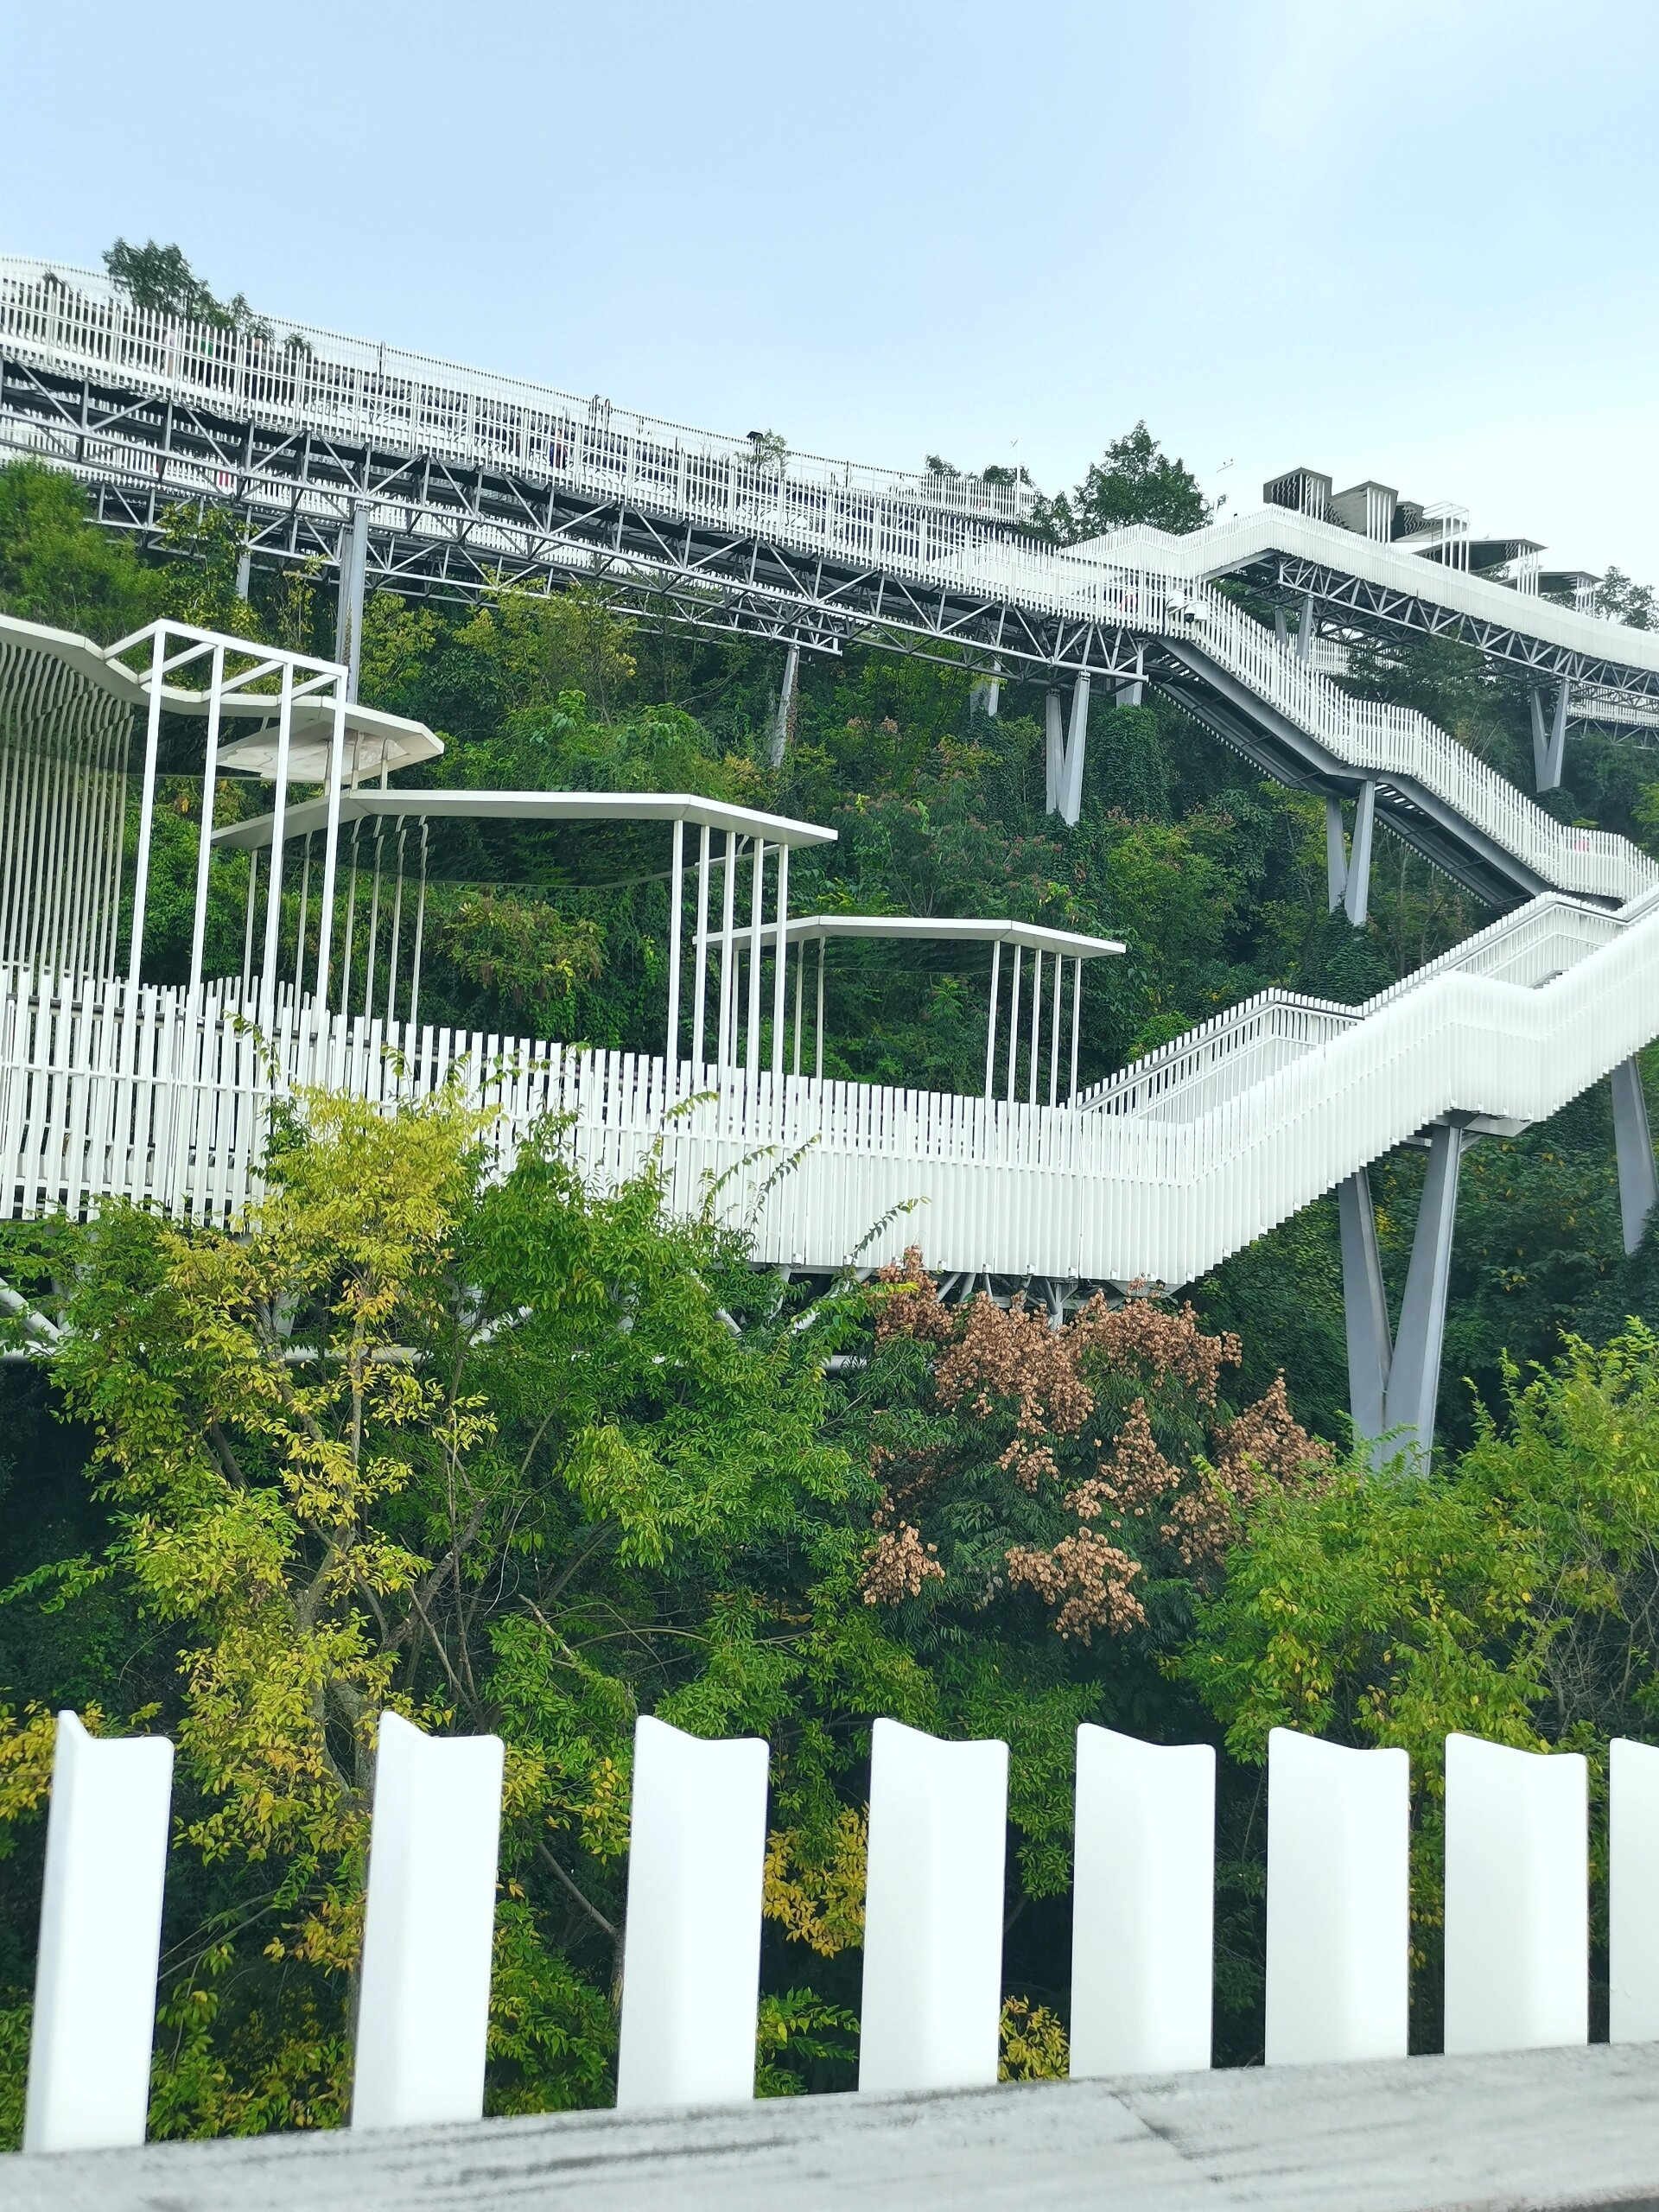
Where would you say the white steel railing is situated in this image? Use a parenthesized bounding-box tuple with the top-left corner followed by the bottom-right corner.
(17, 1705, 1657, 2152)
(0, 257, 1033, 537)
(6, 877, 1659, 1287)
(939, 538, 1659, 908)
(1080, 892, 1630, 1123)
(6, 263, 1659, 912)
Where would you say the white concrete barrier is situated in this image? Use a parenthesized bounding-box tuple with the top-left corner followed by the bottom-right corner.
(1265, 1726, 1409, 2064)
(23, 1712, 174, 2153)
(615, 1714, 770, 2109)
(1071, 1725, 1214, 2075)
(1444, 1732, 1586, 2055)
(352, 1711, 505, 2129)
(858, 1718, 1008, 2094)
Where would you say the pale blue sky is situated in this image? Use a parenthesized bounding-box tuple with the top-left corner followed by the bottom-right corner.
(7, 0, 1658, 574)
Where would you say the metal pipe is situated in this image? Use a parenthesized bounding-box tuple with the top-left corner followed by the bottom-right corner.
(407, 823, 429, 1040)
(187, 642, 226, 1000)
(747, 837, 765, 1071)
(815, 938, 825, 1080)
(691, 823, 710, 1066)
(716, 829, 736, 1070)
(1007, 946, 1022, 1104)
(1028, 949, 1041, 1105)
(984, 940, 1001, 1099)
(126, 627, 167, 995)
(665, 817, 684, 1071)
(257, 660, 295, 1038)
(312, 679, 348, 1012)
(770, 842, 789, 1076)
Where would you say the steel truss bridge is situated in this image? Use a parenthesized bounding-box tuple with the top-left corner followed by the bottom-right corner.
(4, 257, 1659, 1465)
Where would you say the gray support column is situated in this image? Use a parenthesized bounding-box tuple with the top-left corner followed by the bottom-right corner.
(768, 645, 799, 770)
(1274, 608, 1289, 648)
(1298, 592, 1317, 664)
(1325, 797, 1348, 913)
(235, 542, 251, 601)
(1338, 1168, 1391, 1445)
(1611, 1057, 1659, 1254)
(1529, 680, 1569, 792)
(334, 504, 370, 703)
(1059, 671, 1091, 826)
(1116, 646, 1145, 709)
(1383, 1124, 1465, 1469)
(1344, 781, 1376, 927)
(1045, 691, 1064, 814)
(986, 666, 1001, 718)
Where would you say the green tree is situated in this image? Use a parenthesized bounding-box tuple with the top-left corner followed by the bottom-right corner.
(0, 462, 160, 640)
(1034, 423, 1211, 543)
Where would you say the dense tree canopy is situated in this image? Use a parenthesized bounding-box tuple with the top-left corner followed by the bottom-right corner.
(3, 358, 1659, 2126)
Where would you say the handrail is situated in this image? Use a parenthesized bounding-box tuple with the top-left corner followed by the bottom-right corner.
(0, 257, 1033, 528)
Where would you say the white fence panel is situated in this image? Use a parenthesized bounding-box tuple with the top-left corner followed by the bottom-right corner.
(1070, 1725, 1213, 2075)
(1443, 1732, 1586, 2056)
(23, 1713, 173, 2153)
(858, 1718, 1008, 2094)
(1264, 1726, 1409, 2065)
(615, 1716, 770, 2110)
(352, 1713, 505, 2130)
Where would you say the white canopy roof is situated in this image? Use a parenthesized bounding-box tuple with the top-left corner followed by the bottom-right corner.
(781, 914, 1124, 959)
(212, 787, 839, 853)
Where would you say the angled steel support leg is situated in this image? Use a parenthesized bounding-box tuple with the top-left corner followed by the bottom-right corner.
(334, 503, 370, 703)
(1343, 781, 1376, 926)
(1059, 671, 1091, 826)
(1298, 592, 1317, 664)
(1382, 1125, 1466, 1471)
(1338, 1167, 1390, 1446)
(1045, 690, 1064, 814)
(1529, 680, 1569, 792)
(1325, 798, 1348, 913)
(1611, 1057, 1659, 1255)
(769, 644, 799, 768)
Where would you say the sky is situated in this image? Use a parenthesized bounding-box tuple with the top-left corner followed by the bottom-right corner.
(6, 0, 1659, 575)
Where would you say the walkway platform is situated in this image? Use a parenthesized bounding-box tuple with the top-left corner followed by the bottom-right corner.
(10, 2041, 1659, 2211)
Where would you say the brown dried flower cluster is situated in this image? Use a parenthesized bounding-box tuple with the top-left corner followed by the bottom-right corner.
(856, 1251, 1326, 1637)
(1005, 1529, 1146, 1641)
(861, 1519, 944, 1605)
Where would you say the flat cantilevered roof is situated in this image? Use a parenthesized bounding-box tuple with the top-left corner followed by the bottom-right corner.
(782, 914, 1124, 958)
(212, 787, 839, 852)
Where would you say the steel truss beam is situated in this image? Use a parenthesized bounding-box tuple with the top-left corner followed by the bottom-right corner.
(0, 354, 1141, 683)
(1254, 552, 1659, 702)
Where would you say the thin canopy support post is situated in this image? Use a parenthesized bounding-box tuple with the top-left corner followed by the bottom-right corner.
(339, 819, 362, 1017)
(241, 845, 260, 1001)
(716, 830, 737, 1071)
(312, 682, 348, 1015)
(187, 641, 226, 1000)
(984, 940, 1001, 1100)
(1069, 956, 1082, 1103)
(406, 823, 429, 1040)
(746, 838, 765, 1071)
(1006, 947, 1022, 1104)
(1027, 950, 1042, 1105)
(815, 939, 825, 1080)
(770, 842, 789, 1076)
(292, 831, 314, 997)
(1048, 953, 1062, 1109)
(257, 661, 296, 1038)
(665, 817, 684, 1072)
(126, 627, 167, 996)
(385, 823, 408, 1026)
(691, 823, 711, 1066)
(1611, 1057, 1659, 1255)
(791, 935, 804, 1077)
